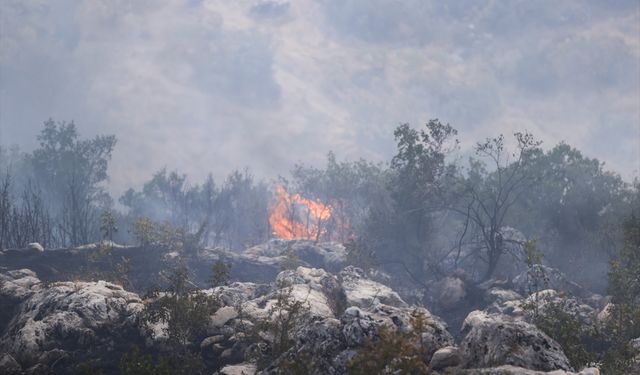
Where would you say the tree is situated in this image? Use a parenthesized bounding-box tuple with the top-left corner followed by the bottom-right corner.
(507, 143, 631, 289)
(362, 120, 458, 286)
(602, 214, 640, 373)
(29, 119, 116, 246)
(291, 152, 387, 242)
(100, 209, 118, 243)
(455, 132, 542, 281)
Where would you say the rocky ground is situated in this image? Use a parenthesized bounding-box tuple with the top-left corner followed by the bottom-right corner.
(0, 240, 634, 374)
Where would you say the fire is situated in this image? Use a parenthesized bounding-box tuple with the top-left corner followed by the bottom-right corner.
(269, 185, 333, 240)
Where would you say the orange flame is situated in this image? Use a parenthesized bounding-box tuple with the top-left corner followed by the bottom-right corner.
(269, 185, 332, 240)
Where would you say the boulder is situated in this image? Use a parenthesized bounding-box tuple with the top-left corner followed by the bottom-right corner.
(340, 266, 407, 308)
(0, 353, 22, 375)
(459, 365, 599, 374)
(513, 265, 590, 298)
(0, 270, 144, 372)
(27, 243, 44, 252)
(217, 363, 257, 375)
(434, 277, 466, 310)
(243, 239, 347, 272)
(211, 306, 239, 327)
(430, 345, 462, 370)
(460, 311, 572, 372)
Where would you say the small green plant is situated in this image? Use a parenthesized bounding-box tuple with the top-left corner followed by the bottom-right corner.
(144, 266, 218, 347)
(280, 244, 299, 271)
(100, 209, 118, 243)
(118, 345, 206, 375)
(209, 260, 232, 288)
(348, 310, 432, 375)
(526, 296, 595, 369)
(252, 279, 310, 369)
(598, 214, 640, 374)
(133, 217, 156, 247)
(344, 237, 376, 272)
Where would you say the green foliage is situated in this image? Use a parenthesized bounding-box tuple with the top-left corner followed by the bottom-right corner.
(100, 209, 118, 242)
(144, 266, 218, 348)
(30, 119, 117, 246)
(120, 168, 270, 250)
(599, 214, 640, 374)
(523, 239, 543, 267)
(119, 345, 205, 375)
(457, 132, 542, 280)
(131, 217, 203, 252)
(348, 310, 432, 375)
(291, 151, 387, 242)
(119, 346, 171, 375)
(508, 143, 632, 287)
(362, 120, 458, 287)
(133, 217, 156, 247)
(344, 237, 376, 272)
(209, 260, 232, 288)
(253, 279, 310, 369)
(76, 359, 104, 375)
(528, 296, 595, 369)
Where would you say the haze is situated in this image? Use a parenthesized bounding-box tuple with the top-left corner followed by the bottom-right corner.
(1, 0, 639, 193)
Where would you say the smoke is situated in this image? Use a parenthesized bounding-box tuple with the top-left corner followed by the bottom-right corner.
(1, 0, 638, 198)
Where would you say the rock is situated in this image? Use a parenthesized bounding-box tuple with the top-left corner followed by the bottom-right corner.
(597, 302, 614, 323)
(459, 365, 600, 374)
(341, 305, 453, 358)
(243, 239, 347, 272)
(460, 311, 572, 372)
(485, 288, 523, 306)
(521, 290, 596, 325)
(27, 243, 44, 252)
(211, 306, 239, 327)
(513, 265, 590, 298)
(217, 363, 257, 375)
(0, 270, 144, 370)
(24, 363, 50, 375)
(0, 268, 41, 301)
(340, 266, 407, 308)
(0, 353, 22, 375)
(201, 335, 225, 349)
(430, 345, 461, 370)
(435, 277, 466, 310)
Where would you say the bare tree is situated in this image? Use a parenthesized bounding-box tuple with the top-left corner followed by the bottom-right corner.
(455, 132, 542, 281)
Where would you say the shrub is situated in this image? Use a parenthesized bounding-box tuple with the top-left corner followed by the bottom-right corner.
(251, 279, 310, 369)
(348, 310, 432, 375)
(209, 260, 232, 288)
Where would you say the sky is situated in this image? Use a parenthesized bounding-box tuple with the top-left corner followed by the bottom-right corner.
(1, 0, 639, 196)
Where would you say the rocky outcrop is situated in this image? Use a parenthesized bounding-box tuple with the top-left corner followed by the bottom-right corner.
(242, 240, 347, 272)
(198, 266, 454, 374)
(0, 254, 605, 375)
(430, 345, 462, 370)
(460, 310, 572, 372)
(0, 269, 144, 374)
(512, 265, 591, 299)
(339, 266, 406, 308)
(459, 365, 599, 374)
(434, 276, 467, 310)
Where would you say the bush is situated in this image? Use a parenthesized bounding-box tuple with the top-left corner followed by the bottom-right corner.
(348, 310, 432, 375)
(119, 345, 205, 375)
(526, 296, 595, 369)
(251, 279, 310, 369)
(144, 266, 218, 348)
(599, 214, 640, 373)
(209, 260, 232, 288)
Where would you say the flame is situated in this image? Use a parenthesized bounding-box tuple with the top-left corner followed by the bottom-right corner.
(269, 185, 332, 240)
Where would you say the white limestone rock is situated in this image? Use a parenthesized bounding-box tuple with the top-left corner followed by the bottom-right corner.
(460, 310, 572, 372)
